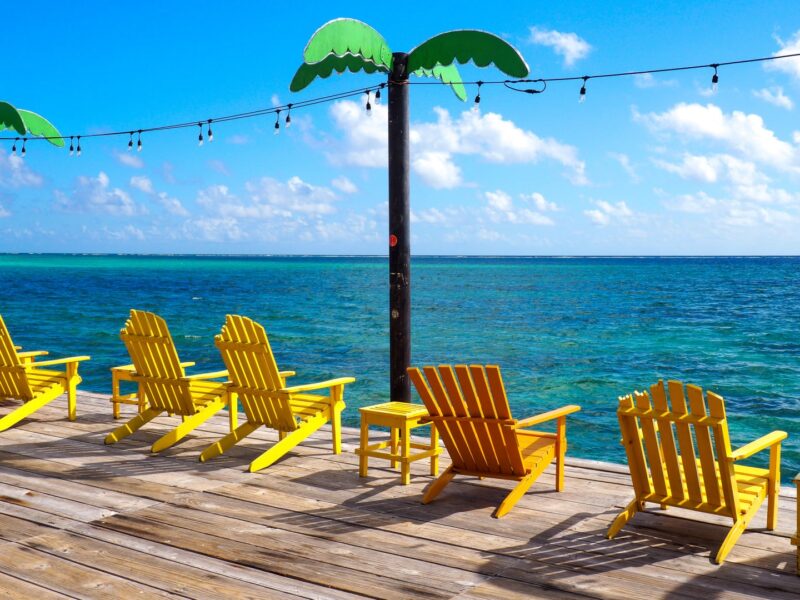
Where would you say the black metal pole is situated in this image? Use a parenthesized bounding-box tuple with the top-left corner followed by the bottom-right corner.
(388, 52, 410, 402)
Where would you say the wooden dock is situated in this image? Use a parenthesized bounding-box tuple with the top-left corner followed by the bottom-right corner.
(0, 391, 797, 599)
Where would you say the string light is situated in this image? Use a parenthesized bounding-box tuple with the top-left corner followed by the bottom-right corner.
(20, 138, 26, 158)
(11, 138, 17, 155)
(197, 122, 204, 146)
(711, 64, 719, 93)
(69, 137, 74, 156)
(474, 81, 482, 106)
(76, 136, 81, 156)
(207, 119, 213, 142)
(6, 50, 800, 151)
(285, 104, 292, 128)
(274, 110, 281, 134)
(365, 90, 372, 113)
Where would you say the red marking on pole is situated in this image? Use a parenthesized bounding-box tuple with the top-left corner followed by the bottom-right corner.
(389, 234, 398, 247)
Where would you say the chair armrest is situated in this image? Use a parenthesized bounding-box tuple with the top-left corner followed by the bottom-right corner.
(282, 377, 355, 394)
(280, 370, 296, 378)
(180, 361, 196, 368)
(28, 356, 91, 368)
(17, 350, 49, 359)
(729, 430, 787, 462)
(184, 369, 229, 381)
(513, 405, 581, 429)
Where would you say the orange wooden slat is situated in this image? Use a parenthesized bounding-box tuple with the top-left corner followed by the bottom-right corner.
(408, 367, 465, 468)
(439, 366, 490, 473)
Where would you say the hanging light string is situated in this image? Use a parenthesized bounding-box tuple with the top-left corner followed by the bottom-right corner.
(5, 51, 799, 150)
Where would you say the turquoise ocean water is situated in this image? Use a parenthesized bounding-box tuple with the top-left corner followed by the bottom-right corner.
(1, 254, 798, 481)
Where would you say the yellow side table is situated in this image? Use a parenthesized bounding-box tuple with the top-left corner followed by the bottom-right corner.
(110, 364, 143, 419)
(356, 401, 440, 485)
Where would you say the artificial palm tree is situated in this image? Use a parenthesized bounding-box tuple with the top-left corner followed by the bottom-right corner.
(0, 101, 63, 149)
(292, 19, 529, 402)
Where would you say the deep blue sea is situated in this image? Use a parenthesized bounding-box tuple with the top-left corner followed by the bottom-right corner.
(1, 255, 798, 481)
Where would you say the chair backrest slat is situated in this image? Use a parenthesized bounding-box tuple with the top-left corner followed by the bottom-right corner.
(650, 381, 685, 501)
(0, 315, 31, 400)
(409, 365, 526, 477)
(216, 315, 295, 430)
(686, 384, 721, 506)
(618, 380, 737, 516)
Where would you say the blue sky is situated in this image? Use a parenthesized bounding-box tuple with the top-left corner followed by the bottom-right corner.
(3, 0, 800, 254)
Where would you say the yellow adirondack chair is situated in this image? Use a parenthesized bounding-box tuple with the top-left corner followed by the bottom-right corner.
(104, 310, 235, 453)
(607, 380, 787, 564)
(0, 314, 89, 431)
(199, 315, 355, 472)
(408, 364, 581, 518)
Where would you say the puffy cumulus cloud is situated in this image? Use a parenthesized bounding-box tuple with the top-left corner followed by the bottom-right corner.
(484, 190, 555, 225)
(653, 153, 766, 186)
(183, 216, 244, 242)
(584, 200, 633, 226)
(114, 151, 144, 169)
(0, 150, 43, 188)
(765, 31, 800, 80)
(129, 175, 189, 216)
(301, 214, 380, 243)
(634, 103, 799, 172)
(752, 86, 794, 110)
(55, 172, 144, 216)
(331, 176, 358, 194)
(328, 101, 588, 188)
(666, 191, 797, 228)
(412, 151, 462, 189)
(528, 27, 591, 66)
(245, 176, 338, 216)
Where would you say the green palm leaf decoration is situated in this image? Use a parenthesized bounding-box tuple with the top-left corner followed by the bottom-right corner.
(413, 63, 467, 101)
(17, 109, 64, 147)
(291, 53, 391, 92)
(0, 102, 26, 136)
(408, 30, 529, 78)
(303, 18, 393, 70)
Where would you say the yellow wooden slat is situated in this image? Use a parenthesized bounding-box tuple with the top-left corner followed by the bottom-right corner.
(428, 366, 479, 472)
(484, 366, 526, 476)
(468, 366, 518, 475)
(666, 380, 703, 504)
(649, 380, 684, 501)
(634, 389, 669, 498)
(686, 384, 721, 507)
(706, 390, 740, 517)
(617, 393, 651, 497)
(455, 365, 501, 470)
(439, 366, 490, 473)
(408, 367, 465, 468)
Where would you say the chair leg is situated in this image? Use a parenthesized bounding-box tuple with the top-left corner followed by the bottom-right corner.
(0, 392, 60, 432)
(228, 393, 238, 432)
(249, 414, 327, 473)
(358, 417, 370, 477)
(606, 497, 641, 539)
(768, 442, 781, 530)
(494, 473, 537, 518)
(555, 416, 566, 491)
(66, 362, 79, 421)
(422, 465, 455, 504)
(151, 401, 225, 453)
(199, 421, 260, 463)
(715, 518, 747, 564)
(331, 386, 343, 455)
(105, 408, 162, 444)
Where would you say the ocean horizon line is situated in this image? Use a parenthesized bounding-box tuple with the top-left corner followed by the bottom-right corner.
(1, 252, 799, 259)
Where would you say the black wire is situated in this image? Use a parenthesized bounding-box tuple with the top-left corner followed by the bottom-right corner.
(5, 51, 799, 143)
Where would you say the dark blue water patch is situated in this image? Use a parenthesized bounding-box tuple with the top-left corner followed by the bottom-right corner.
(1, 254, 799, 481)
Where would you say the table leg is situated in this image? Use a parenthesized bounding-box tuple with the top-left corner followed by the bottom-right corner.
(111, 372, 121, 419)
(359, 418, 369, 477)
(390, 427, 399, 469)
(401, 423, 411, 485)
(430, 423, 439, 476)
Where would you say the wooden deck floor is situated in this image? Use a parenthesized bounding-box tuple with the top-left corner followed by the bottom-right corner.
(0, 391, 797, 599)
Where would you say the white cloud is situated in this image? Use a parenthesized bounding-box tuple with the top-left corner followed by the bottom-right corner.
(207, 159, 230, 176)
(584, 200, 633, 226)
(129, 175, 189, 216)
(183, 216, 244, 242)
(608, 152, 640, 182)
(634, 73, 677, 89)
(331, 176, 358, 194)
(412, 151, 462, 189)
(752, 86, 794, 110)
(328, 101, 588, 187)
(114, 151, 144, 168)
(653, 153, 765, 186)
(485, 190, 554, 225)
(635, 103, 799, 172)
(246, 176, 338, 216)
(56, 172, 144, 216)
(103, 224, 145, 240)
(411, 207, 450, 224)
(528, 27, 591, 66)
(0, 201, 9, 217)
(0, 150, 43, 188)
(765, 31, 800, 80)
(666, 191, 797, 227)
(521, 192, 558, 212)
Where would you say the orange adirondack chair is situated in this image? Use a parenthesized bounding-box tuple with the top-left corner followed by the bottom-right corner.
(408, 364, 580, 518)
(607, 380, 786, 564)
(0, 314, 89, 431)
